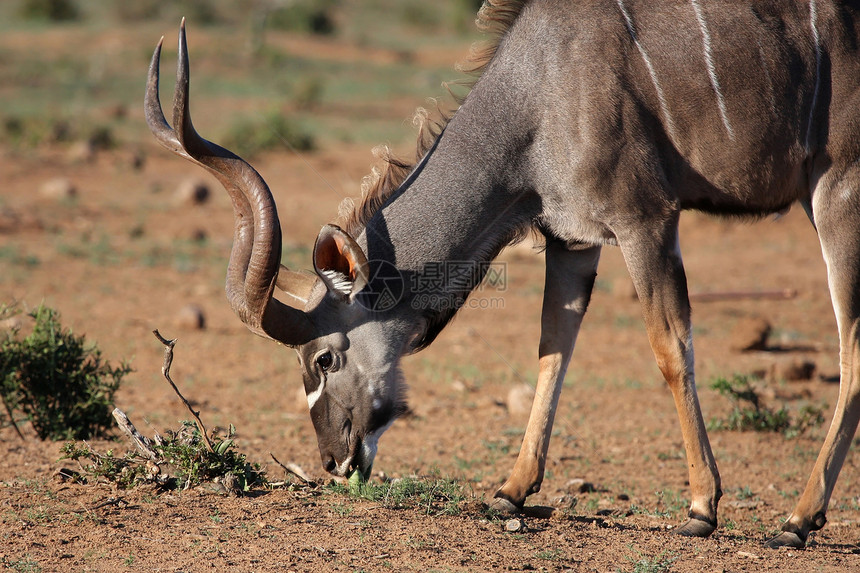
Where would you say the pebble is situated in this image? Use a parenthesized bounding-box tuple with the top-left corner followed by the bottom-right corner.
(730, 317, 771, 351)
(736, 551, 760, 559)
(188, 228, 208, 242)
(67, 140, 95, 163)
(175, 304, 206, 330)
(506, 384, 535, 417)
(505, 518, 526, 532)
(771, 358, 817, 381)
(39, 177, 77, 200)
(727, 500, 759, 509)
(174, 178, 210, 206)
(565, 478, 595, 493)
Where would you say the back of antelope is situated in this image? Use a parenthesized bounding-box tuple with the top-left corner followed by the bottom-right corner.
(146, 0, 860, 549)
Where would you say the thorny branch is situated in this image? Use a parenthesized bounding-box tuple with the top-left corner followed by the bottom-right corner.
(152, 329, 214, 453)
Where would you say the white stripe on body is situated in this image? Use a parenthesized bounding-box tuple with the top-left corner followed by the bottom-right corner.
(690, 0, 735, 139)
(615, 0, 679, 144)
(806, 0, 822, 154)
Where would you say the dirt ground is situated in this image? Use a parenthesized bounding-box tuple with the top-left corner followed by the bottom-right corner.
(2, 16, 860, 573)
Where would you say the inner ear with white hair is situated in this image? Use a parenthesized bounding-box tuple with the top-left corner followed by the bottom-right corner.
(313, 224, 369, 300)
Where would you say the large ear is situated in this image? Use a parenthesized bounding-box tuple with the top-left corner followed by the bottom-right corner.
(275, 265, 318, 309)
(313, 224, 369, 300)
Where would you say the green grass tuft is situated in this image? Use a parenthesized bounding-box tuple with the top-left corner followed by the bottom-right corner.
(329, 471, 469, 516)
(708, 374, 825, 436)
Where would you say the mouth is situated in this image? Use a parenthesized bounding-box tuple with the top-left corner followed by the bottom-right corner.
(325, 414, 397, 478)
(348, 462, 373, 482)
(329, 437, 375, 479)
(351, 441, 375, 480)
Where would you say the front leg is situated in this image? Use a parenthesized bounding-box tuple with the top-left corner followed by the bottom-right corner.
(491, 242, 601, 511)
(619, 221, 721, 537)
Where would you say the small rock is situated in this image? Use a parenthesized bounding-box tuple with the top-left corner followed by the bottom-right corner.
(450, 379, 468, 393)
(1, 314, 34, 338)
(0, 316, 24, 332)
(221, 473, 238, 493)
(129, 149, 145, 171)
(728, 500, 759, 509)
(54, 468, 81, 483)
(67, 140, 95, 163)
(737, 551, 760, 559)
(39, 177, 77, 200)
(506, 384, 535, 417)
(175, 304, 206, 330)
(174, 178, 210, 206)
(188, 228, 208, 243)
(565, 478, 595, 493)
(772, 358, 817, 381)
(146, 462, 161, 477)
(201, 481, 228, 495)
(505, 518, 526, 532)
(730, 317, 771, 351)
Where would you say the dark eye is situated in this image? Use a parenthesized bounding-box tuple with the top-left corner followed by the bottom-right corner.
(316, 351, 333, 372)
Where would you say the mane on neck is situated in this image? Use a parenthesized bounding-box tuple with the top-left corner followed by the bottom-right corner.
(335, 0, 530, 238)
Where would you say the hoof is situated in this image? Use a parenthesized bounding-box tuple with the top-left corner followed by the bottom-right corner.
(765, 531, 806, 549)
(488, 496, 521, 514)
(673, 516, 716, 538)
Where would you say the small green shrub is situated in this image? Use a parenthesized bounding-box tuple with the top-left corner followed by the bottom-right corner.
(158, 422, 265, 490)
(61, 422, 266, 492)
(266, 1, 337, 36)
(18, 0, 79, 21)
(292, 76, 325, 111)
(221, 111, 315, 158)
(708, 374, 825, 436)
(59, 442, 147, 489)
(0, 305, 130, 440)
(112, 0, 161, 22)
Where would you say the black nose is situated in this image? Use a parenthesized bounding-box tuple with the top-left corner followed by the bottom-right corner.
(322, 455, 337, 474)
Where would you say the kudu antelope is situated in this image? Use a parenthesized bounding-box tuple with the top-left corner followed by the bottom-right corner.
(146, 1, 860, 549)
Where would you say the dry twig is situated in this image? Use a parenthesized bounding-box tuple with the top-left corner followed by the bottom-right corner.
(689, 288, 797, 302)
(112, 408, 159, 461)
(152, 329, 214, 453)
(270, 453, 316, 486)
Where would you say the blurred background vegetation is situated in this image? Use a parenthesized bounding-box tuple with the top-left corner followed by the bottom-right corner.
(0, 0, 485, 158)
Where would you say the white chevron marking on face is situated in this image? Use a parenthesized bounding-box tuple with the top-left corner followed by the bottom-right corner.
(306, 377, 325, 410)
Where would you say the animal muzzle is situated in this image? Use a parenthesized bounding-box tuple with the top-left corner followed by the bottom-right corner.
(320, 436, 373, 479)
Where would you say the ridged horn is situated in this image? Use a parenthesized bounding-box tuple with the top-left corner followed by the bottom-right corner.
(145, 20, 316, 346)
